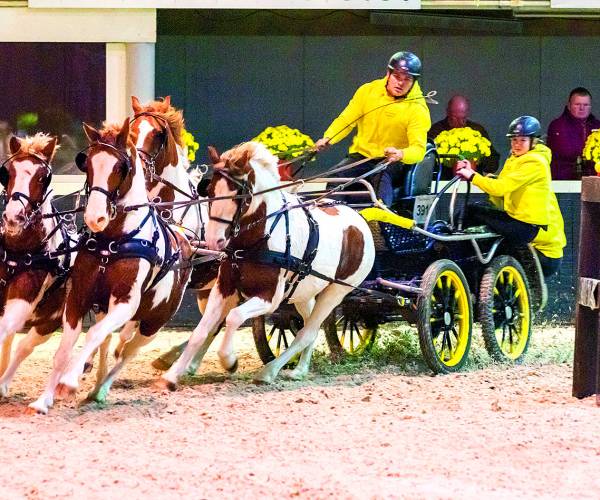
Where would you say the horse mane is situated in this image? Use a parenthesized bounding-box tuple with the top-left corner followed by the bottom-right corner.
(138, 98, 185, 148)
(99, 122, 135, 150)
(221, 141, 279, 180)
(17, 133, 59, 161)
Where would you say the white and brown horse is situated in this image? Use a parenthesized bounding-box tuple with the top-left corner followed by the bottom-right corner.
(129, 95, 218, 372)
(0, 134, 73, 397)
(29, 119, 193, 414)
(159, 141, 375, 388)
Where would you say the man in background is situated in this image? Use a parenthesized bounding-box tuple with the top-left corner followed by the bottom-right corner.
(547, 87, 600, 180)
(429, 94, 500, 176)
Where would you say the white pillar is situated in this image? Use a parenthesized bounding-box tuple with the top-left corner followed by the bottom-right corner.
(126, 43, 156, 105)
(105, 42, 128, 123)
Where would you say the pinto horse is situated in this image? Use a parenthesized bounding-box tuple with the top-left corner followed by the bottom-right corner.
(29, 119, 193, 414)
(158, 141, 375, 388)
(129, 96, 217, 371)
(0, 134, 73, 397)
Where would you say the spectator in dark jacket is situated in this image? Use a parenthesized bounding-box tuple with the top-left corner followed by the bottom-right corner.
(547, 87, 600, 180)
(429, 95, 500, 177)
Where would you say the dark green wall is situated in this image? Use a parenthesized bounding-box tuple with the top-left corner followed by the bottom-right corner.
(156, 32, 600, 172)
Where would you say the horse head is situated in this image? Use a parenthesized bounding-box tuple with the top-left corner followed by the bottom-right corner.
(76, 118, 135, 233)
(130, 95, 182, 175)
(1, 133, 56, 236)
(205, 141, 279, 251)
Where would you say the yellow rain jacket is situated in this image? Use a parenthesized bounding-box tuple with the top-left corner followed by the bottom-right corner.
(472, 143, 552, 227)
(323, 78, 431, 165)
(532, 192, 566, 259)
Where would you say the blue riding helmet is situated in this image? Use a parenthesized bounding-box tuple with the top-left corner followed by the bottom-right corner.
(387, 51, 422, 78)
(506, 116, 541, 138)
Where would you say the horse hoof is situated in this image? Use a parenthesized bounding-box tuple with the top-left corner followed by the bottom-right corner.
(0, 383, 9, 398)
(83, 362, 93, 374)
(252, 370, 274, 385)
(226, 359, 239, 374)
(154, 378, 177, 392)
(282, 369, 306, 381)
(27, 401, 49, 415)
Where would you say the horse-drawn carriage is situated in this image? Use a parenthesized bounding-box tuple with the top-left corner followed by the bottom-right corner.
(251, 142, 547, 374)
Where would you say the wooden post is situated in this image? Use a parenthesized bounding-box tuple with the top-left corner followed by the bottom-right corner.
(573, 176, 600, 401)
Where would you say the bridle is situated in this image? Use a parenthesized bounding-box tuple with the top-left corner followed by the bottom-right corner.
(208, 168, 253, 238)
(131, 112, 170, 174)
(0, 152, 53, 227)
(75, 142, 133, 219)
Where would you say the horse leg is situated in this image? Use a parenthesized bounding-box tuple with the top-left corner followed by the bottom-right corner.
(0, 325, 55, 398)
(87, 332, 112, 400)
(158, 290, 238, 390)
(151, 290, 213, 373)
(284, 299, 317, 381)
(0, 334, 14, 378)
(87, 326, 154, 404)
(56, 301, 139, 397)
(114, 320, 137, 359)
(28, 317, 84, 414)
(254, 286, 348, 384)
(83, 312, 105, 374)
(218, 297, 276, 373)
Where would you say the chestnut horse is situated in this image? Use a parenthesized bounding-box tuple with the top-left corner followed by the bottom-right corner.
(158, 142, 375, 388)
(129, 96, 217, 371)
(29, 119, 192, 414)
(0, 134, 74, 397)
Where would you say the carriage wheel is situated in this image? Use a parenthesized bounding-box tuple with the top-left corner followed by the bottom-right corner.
(324, 309, 378, 362)
(417, 259, 472, 374)
(479, 256, 532, 362)
(252, 314, 303, 367)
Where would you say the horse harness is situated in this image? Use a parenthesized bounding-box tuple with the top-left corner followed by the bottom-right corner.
(132, 112, 206, 240)
(78, 207, 182, 291)
(211, 170, 322, 303)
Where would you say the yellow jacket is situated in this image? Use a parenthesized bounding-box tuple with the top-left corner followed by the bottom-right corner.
(532, 192, 566, 259)
(472, 144, 552, 226)
(323, 78, 431, 164)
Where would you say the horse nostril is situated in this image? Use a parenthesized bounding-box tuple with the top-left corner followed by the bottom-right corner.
(97, 216, 108, 227)
(15, 213, 26, 223)
(216, 238, 226, 249)
(1, 213, 8, 223)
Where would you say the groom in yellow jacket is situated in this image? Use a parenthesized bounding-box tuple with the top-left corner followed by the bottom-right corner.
(315, 51, 431, 206)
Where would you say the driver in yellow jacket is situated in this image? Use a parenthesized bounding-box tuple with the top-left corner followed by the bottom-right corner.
(314, 51, 431, 206)
(456, 116, 553, 246)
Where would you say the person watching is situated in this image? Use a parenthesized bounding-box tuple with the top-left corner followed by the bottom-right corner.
(455, 116, 551, 246)
(314, 51, 431, 207)
(429, 95, 500, 177)
(547, 87, 600, 180)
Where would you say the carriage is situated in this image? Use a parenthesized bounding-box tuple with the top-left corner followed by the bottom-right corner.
(251, 142, 547, 374)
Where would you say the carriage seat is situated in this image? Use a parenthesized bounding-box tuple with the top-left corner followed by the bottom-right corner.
(392, 141, 437, 201)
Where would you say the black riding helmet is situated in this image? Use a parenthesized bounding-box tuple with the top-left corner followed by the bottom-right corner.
(387, 51, 422, 78)
(506, 116, 541, 138)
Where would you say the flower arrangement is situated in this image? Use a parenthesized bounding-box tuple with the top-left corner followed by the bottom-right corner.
(582, 130, 600, 174)
(434, 127, 492, 164)
(252, 125, 314, 161)
(181, 129, 200, 162)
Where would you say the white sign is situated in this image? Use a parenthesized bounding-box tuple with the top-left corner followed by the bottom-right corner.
(551, 0, 600, 7)
(30, 0, 421, 9)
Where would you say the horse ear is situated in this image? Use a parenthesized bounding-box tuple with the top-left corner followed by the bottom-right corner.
(131, 95, 143, 114)
(116, 117, 130, 150)
(208, 145, 220, 165)
(41, 136, 58, 161)
(82, 122, 101, 143)
(9, 136, 22, 155)
(163, 125, 179, 166)
(163, 95, 171, 108)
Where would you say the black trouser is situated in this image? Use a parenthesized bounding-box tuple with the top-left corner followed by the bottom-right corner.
(465, 201, 540, 245)
(534, 250, 562, 278)
(326, 154, 396, 206)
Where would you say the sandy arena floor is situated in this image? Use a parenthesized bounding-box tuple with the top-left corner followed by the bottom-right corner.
(0, 326, 598, 499)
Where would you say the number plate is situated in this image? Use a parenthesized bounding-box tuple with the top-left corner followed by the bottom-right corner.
(412, 195, 435, 225)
